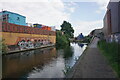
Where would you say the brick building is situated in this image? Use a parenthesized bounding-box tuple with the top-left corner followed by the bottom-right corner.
(103, 0, 120, 43)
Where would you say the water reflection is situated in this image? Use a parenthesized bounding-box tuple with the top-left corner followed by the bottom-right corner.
(78, 43, 84, 48)
(64, 43, 87, 69)
(2, 43, 87, 78)
(2, 47, 57, 78)
(63, 46, 74, 59)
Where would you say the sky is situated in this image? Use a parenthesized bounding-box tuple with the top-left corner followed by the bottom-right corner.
(0, 0, 110, 37)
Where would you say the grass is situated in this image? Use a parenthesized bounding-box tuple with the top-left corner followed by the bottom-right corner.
(98, 40, 120, 78)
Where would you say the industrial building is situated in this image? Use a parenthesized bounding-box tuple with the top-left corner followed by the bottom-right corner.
(103, 0, 120, 43)
(0, 10, 26, 26)
(0, 10, 56, 51)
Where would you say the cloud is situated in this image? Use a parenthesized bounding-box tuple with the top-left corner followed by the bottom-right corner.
(63, 2, 77, 14)
(94, 0, 109, 14)
(0, 1, 105, 37)
(0, 1, 73, 27)
(95, 10, 102, 14)
(69, 7, 75, 13)
(0, 0, 49, 2)
(72, 20, 103, 36)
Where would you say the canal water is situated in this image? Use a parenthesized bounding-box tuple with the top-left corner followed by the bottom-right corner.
(2, 43, 87, 78)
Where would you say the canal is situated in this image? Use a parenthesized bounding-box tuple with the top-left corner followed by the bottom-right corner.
(2, 43, 87, 78)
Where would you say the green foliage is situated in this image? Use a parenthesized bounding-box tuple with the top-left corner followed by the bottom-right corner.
(56, 21, 74, 48)
(61, 21, 74, 38)
(82, 36, 92, 43)
(98, 40, 120, 78)
(56, 31, 70, 48)
(0, 39, 8, 54)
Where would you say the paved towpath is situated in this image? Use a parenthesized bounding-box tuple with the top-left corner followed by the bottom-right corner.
(67, 37, 117, 78)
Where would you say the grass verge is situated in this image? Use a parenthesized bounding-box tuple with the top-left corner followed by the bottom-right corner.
(98, 40, 120, 78)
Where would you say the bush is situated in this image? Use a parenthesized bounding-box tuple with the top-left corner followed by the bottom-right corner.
(98, 40, 120, 78)
(56, 31, 70, 49)
(0, 39, 8, 54)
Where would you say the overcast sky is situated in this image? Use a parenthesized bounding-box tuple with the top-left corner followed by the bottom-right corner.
(0, 0, 110, 36)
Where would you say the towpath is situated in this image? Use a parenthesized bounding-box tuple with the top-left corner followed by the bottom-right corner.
(67, 37, 117, 78)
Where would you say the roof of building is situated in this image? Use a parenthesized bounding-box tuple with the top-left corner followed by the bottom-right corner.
(107, 0, 120, 9)
(0, 10, 26, 18)
(110, 0, 120, 2)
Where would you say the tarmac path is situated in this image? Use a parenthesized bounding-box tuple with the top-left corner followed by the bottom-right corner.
(67, 37, 117, 78)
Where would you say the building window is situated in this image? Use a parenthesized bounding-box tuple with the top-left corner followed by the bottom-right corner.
(3, 14, 8, 22)
(17, 17, 20, 20)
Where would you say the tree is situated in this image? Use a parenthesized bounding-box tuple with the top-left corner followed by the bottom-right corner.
(56, 30, 69, 48)
(56, 21, 74, 48)
(61, 21, 74, 38)
(0, 39, 8, 54)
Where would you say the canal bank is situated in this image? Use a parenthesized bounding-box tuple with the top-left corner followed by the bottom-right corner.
(2, 44, 55, 55)
(66, 37, 117, 78)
